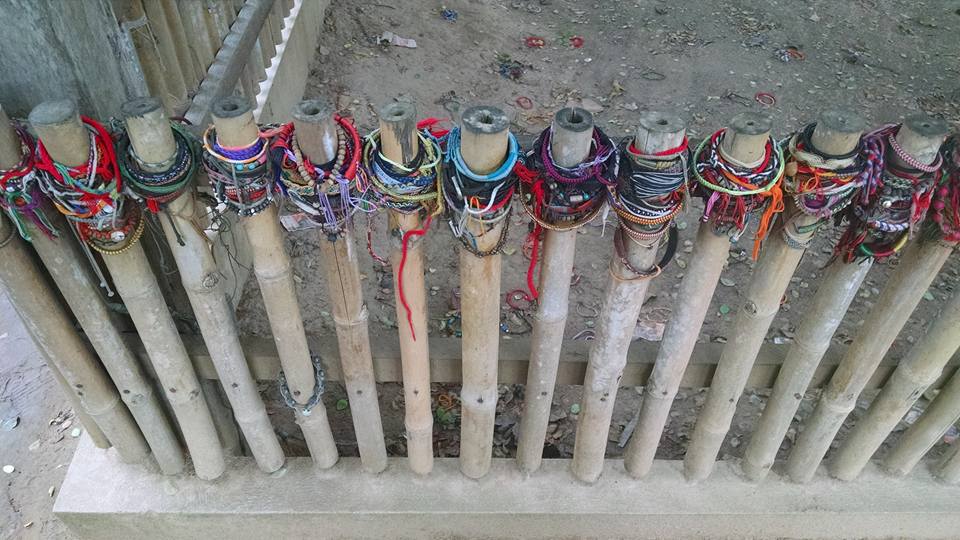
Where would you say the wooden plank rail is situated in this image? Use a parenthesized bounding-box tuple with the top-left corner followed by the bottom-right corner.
(151, 333, 960, 391)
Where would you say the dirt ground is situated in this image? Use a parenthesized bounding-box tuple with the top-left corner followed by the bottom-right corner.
(4, 0, 960, 537)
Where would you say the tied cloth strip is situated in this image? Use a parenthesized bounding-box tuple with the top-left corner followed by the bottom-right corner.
(268, 115, 371, 237)
(202, 123, 278, 218)
(441, 126, 520, 257)
(118, 121, 197, 214)
(362, 118, 447, 341)
(692, 129, 785, 259)
(781, 122, 866, 249)
(834, 125, 940, 262)
(513, 125, 617, 299)
(34, 116, 141, 295)
(608, 135, 689, 278)
(928, 135, 960, 244)
(0, 121, 55, 240)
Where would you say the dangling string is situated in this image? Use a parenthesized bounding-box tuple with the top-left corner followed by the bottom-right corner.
(513, 125, 616, 299)
(692, 129, 785, 258)
(0, 122, 56, 240)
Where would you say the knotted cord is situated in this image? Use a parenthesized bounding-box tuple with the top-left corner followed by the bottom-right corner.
(834, 125, 940, 262)
(35, 116, 139, 294)
(202, 123, 276, 218)
(118, 121, 197, 214)
(441, 126, 520, 256)
(781, 122, 865, 248)
(513, 125, 616, 299)
(0, 122, 55, 240)
(362, 119, 446, 340)
(692, 129, 785, 258)
(608, 135, 688, 278)
(928, 135, 960, 243)
(268, 115, 370, 237)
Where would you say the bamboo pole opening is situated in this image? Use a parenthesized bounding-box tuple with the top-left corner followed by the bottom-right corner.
(576, 111, 685, 483)
(710, 110, 865, 483)
(379, 101, 434, 475)
(458, 105, 510, 479)
(193, 96, 287, 473)
(517, 107, 594, 474)
(117, 97, 231, 480)
(292, 98, 387, 473)
(0, 106, 111, 451)
(785, 114, 949, 484)
(682, 112, 775, 482)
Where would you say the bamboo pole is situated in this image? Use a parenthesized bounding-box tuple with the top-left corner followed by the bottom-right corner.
(785, 115, 949, 483)
(200, 379, 241, 455)
(673, 112, 865, 482)
(156, 100, 285, 474)
(457, 106, 510, 479)
(739, 260, 871, 480)
(140, 0, 190, 107)
(573, 112, 686, 483)
(830, 278, 960, 480)
(884, 368, 960, 476)
(29, 101, 187, 469)
(176, 0, 218, 74)
(0, 107, 110, 451)
(517, 108, 594, 474)
(937, 439, 960, 483)
(0, 213, 146, 460)
(117, 98, 233, 479)
(378, 101, 433, 475)
(292, 99, 387, 473)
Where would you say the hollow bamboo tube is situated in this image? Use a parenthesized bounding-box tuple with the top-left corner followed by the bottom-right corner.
(29, 101, 184, 469)
(786, 115, 950, 483)
(740, 260, 871, 481)
(572, 112, 685, 483)
(0, 107, 109, 450)
(118, 98, 232, 479)
(456, 106, 511, 479)
(200, 379, 241, 455)
(121, 0, 175, 113)
(0, 213, 146, 461)
(884, 368, 960, 476)
(293, 99, 386, 473)
(27, 102, 189, 474)
(516, 108, 594, 474)
(176, 0, 217, 73)
(678, 114, 774, 482)
(379, 101, 433, 475)
(675, 112, 865, 483)
(937, 439, 960, 483)
(830, 279, 960, 481)
(163, 100, 284, 473)
(140, 0, 189, 106)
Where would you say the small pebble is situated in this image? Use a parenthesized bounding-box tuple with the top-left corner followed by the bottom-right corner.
(70, 427, 82, 438)
(3, 465, 14, 474)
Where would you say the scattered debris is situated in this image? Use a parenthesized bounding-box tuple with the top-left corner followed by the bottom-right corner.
(569, 403, 581, 415)
(496, 54, 528, 81)
(569, 36, 585, 48)
(720, 277, 737, 287)
(378, 31, 417, 49)
(755, 92, 776, 106)
(571, 329, 595, 341)
(336, 399, 349, 411)
(515, 96, 534, 110)
(719, 304, 732, 315)
(440, 7, 457, 21)
(775, 46, 805, 62)
(640, 70, 666, 81)
(525, 36, 546, 48)
(2, 465, 14, 474)
(1, 416, 19, 431)
(70, 427, 82, 438)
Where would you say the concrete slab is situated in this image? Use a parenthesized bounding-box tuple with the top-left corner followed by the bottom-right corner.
(56, 434, 960, 539)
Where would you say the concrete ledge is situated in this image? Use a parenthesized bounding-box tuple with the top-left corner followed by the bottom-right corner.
(56, 435, 960, 539)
